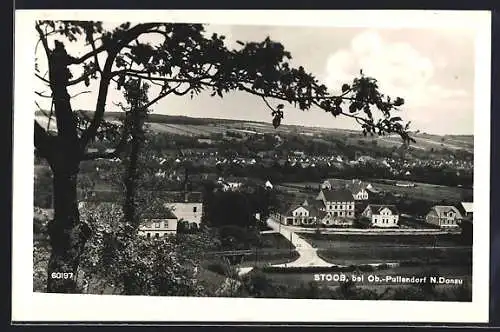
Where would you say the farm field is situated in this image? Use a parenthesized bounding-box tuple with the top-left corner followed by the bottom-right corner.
(147, 123, 227, 136)
(281, 179, 472, 203)
(347, 133, 474, 153)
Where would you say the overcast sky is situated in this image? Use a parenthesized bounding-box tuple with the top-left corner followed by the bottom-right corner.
(35, 23, 476, 135)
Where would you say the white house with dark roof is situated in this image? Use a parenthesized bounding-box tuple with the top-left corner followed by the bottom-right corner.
(138, 207, 179, 238)
(361, 204, 399, 228)
(273, 199, 325, 226)
(461, 202, 473, 220)
(425, 205, 463, 228)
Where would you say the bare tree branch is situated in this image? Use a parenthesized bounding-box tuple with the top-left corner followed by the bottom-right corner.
(70, 90, 92, 98)
(35, 73, 50, 84)
(35, 91, 52, 98)
(261, 96, 277, 113)
(139, 83, 182, 110)
(34, 101, 53, 121)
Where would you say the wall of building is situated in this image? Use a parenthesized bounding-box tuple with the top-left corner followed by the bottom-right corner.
(138, 218, 178, 237)
(324, 201, 355, 218)
(170, 202, 203, 225)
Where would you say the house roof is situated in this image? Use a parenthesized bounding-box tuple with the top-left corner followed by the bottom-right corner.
(366, 204, 399, 215)
(346, 182, 368, 194)
(461, 202, 473, 213)
(143, 205, 178, 219)
(309, 199, 326, 209)
(431, 205, 463, 218)
(321, 189, 354, 202)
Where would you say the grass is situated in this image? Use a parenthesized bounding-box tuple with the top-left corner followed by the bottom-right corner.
(299, 233, 465, 248)
(260, 232, 296, 250)
(317, 246, 472, 266)
(197, 267, 231, 294)
(282, 179, 472, 203)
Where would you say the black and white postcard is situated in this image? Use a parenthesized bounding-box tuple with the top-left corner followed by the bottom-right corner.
(13, 9, 491, 323)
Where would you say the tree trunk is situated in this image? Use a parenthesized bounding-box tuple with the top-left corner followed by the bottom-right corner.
(46, 160, 87, 293)
(43, 42, 91, 293)
(123, 133, 141, 228)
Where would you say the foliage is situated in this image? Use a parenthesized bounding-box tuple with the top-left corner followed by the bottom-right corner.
(216, 225, 262, 250)
(33, 244, 50, 292)
(78, 202, 216, 295)
(33, 20, 412, 292)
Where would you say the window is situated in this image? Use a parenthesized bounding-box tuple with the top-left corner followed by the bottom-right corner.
(155, 233, 160, 238)
(147, 233, 151, 238)
(193, 206, 197, 213)
(164, 221, 169, 228)
(155, 222, 161, 228)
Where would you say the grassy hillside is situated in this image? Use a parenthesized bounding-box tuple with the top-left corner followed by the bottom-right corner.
(34, 110, 473, 153)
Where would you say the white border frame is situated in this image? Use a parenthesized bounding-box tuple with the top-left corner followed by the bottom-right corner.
(13, 10, 491, 323)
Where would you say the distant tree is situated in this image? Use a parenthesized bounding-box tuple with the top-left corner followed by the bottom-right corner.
(34, 20, 412, 293)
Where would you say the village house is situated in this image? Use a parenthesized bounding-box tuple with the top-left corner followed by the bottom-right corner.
(361, 204, 399, 228)
(217, 177, 243, 192)
(345, 179, 370, 200)
(273, 199, 324, 226)
(138, 206, 179, 238)
(425, 205, 462, 228)
(315, 188, 355, 226)
(321, 179, 375, 200)
(460, 202, 473, 221)
(320, 179, 339, 190)
(167, 192, 204, 226)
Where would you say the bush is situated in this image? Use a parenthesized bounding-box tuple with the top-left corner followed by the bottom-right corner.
(206, 261, 232, 277)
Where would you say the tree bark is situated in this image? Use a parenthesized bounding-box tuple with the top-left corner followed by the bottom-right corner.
(44, 41, 89, 293)
(123, 126, 141, 229)
(46, 160, 87, 293)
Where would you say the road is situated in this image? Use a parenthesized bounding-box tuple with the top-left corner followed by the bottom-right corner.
(266, 218, 332, 267)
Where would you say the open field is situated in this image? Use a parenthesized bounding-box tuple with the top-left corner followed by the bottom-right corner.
(300, 233, 465, 247)
(295, 232, 471, 266)
(36, 111, 473, 153)
(281, 179, 472, 202)
(317, 246, 471, 266)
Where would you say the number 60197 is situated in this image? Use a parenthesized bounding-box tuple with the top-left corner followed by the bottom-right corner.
(51, 272, 74, 279)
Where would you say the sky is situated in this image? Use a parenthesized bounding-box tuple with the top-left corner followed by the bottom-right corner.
(34, 23, 476, 135)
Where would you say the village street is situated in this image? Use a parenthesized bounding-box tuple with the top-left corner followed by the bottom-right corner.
(266, 218, 332, 267)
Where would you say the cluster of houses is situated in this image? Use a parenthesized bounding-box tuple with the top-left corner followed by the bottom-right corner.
(78, 191, 204, 238)
(273, 179, 473, 230)
(137, 192, 204, 238)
